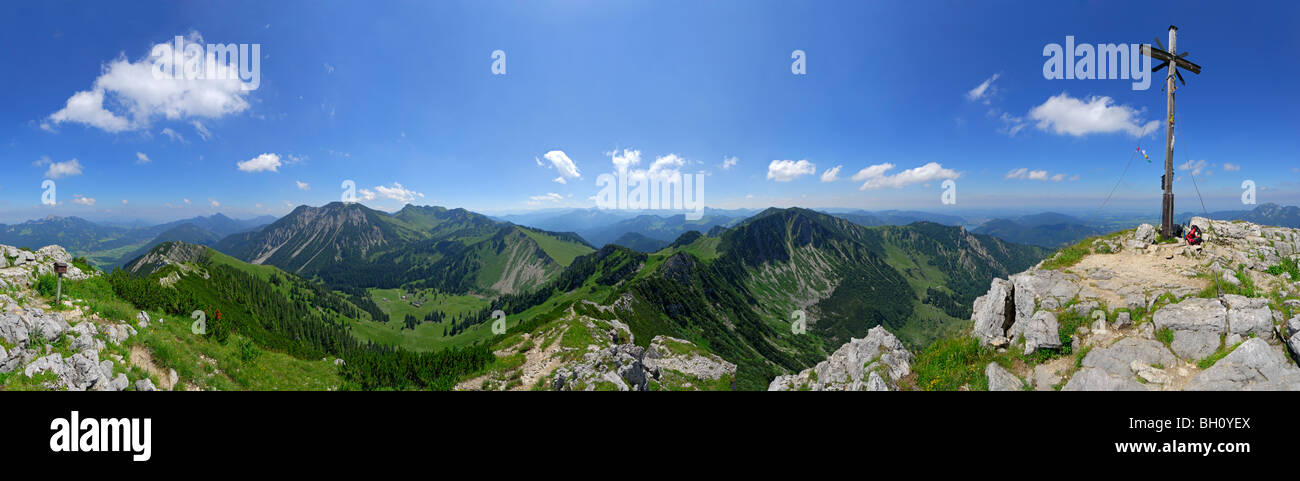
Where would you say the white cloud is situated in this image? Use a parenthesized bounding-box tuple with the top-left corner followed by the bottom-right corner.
(323, 63, 335, 73)
(528, 193, 564, 204)
(1006, 167, 1071, 182)
(721, 156, 738, 170)
(852, 163, 895, 182)
(296, 180, 310, 190)
(191, 120, 212, 141)
(183, 198, 191, 205)
(71, 195, 96, 206)
(373, 182, 424, 203)
(856, 162, 960, 190)
(357, 188, 376, 201)
(46, 31, 253, 133)
(121, 199, 129, 205)
(136, 152, 150, 164)
(45, 158, 84, 179)
(966, 73, 1000, 103)
(47, 89, 130, 132)
(609, 149, 642, 170)
(766, 159, 816, 182)
(541, 150, 581, 181)
(160, 127, 186, 143)
(237, 153, 282, 173)
(1178, 159, 1209, 176)
(1223, 163, 1240, 172)
(820, 165, 842, 182)
(209, 199, 220, 208)
(1028, 93, 1158, 137)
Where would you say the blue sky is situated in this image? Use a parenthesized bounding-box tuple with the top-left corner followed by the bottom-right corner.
(1, 0, 1297, 223)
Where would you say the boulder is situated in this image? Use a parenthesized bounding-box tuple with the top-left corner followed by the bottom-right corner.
(0, 312, 30, 346)
(971, 278, 1014, 346)
(1062, 367, 1150, 391)
(1222, 295, 1273, 339)
(1153, 298, 1227, 361)
(1187, 338, 1300, 390)
(1011, 310, 1061, 355)
(769, 326, 912, 391)
(645, 336, 736, 390)
(24, 309, 70, 342)
(1079, 337, 1177, 378)
(1010, 270, 1081, 317)
(135, 379, 157, 391)
(137, 311, 150, 328)
(1134, 223, 1157, 245)
(985, 362, 1022, 391)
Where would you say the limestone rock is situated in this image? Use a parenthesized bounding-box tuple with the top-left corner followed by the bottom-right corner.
(971, 278, 1014, 346)
(769, 326, 912, 391)
(1153, 298, 1227, 361)
(1222, 295, 1273, 339)
(1187, 338, 1300, 390)
(1011, 310, 1061, 355)
(985, 362, 1022, 391)
(1134, 223, 1157, 245)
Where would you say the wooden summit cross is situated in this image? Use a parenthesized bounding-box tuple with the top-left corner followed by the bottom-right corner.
(1142, 25, 1203, 239)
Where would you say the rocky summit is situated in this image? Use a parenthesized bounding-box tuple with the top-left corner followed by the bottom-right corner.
(0, 244, 148, 391)
(967, 218, 1300, 391)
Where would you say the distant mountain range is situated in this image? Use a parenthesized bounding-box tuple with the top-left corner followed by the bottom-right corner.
(0, 213, 276, 268)
(213, 202, 595, 296)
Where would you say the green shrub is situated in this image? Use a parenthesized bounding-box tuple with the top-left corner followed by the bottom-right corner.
(34, 274, 58, 298)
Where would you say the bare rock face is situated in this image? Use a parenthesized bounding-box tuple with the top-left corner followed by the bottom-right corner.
(1153, 298, 1227, 361)
(1011, 310, 1061, 355)
(1187, 338, 1300, 391)
(769, 326, 912, 391)
(985, 362, 1023, 391)
(971, 278, 1014, 346)
(1134, 223, 1157, 246)
(1222, 295, 1273, 339)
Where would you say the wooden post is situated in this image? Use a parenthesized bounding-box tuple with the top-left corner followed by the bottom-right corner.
(1160, 26, 1177, 239)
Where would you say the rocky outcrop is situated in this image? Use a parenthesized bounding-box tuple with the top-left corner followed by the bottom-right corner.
(966, 216, 1300, 391)
(546, 317, 736, 391)
(986, 362, 1023, 391)
(768, 326, 912, 391)
(0, 245, 90, 290)
(1186, 338, 1300, 390)
(1062, 338, 1177, 391)
(1010, 310, 1061, 355)
(24, 351, 129, 391)
(1153, 297, 1228, 361)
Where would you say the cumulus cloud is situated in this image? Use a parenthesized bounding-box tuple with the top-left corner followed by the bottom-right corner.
(721, 156, 738, 170)
(237, 153, 282, 173)
(766, 159, 816, 182)
(541, 150, 581, 182)
(856, 162, 960, 190)
(357, 188, 376, 201)
(609, 149, 641, 170)
(296, 180, 309, 190)
(44, 158, 84, 179)
(604, 149, 692, 185)
(45, 31, 254, 133)
(136, 152, 150, 164)
(1028, 93, 1158, 137)
(820, 165, 842, 182)
(852, 163, 895, 182)
(71, 195, 96, 206)
(209, 199, 220, 208)
(966, 73, 1000, 103)
(373, 182, 423, 203)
